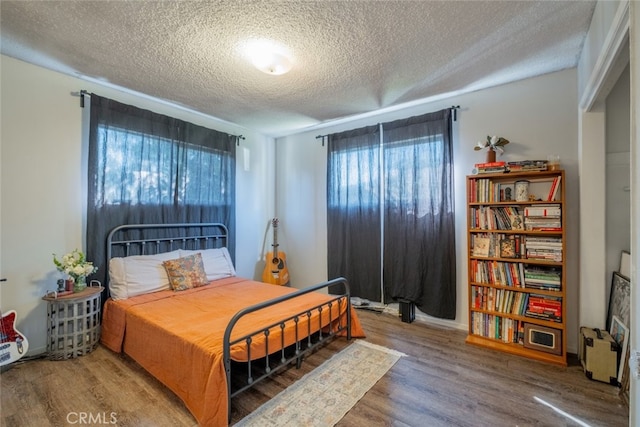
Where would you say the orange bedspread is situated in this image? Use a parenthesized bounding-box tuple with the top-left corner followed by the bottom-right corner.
(101, 276, 365, 426)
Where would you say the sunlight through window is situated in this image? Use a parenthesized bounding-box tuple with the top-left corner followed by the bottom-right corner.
(533, 396, 592, 427)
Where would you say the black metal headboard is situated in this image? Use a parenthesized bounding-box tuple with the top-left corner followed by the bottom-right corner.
(103, 222, 228, 300)
(106, 223, 229, 260)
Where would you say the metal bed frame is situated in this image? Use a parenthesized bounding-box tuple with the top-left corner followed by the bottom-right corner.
(106, 223, 352, 423)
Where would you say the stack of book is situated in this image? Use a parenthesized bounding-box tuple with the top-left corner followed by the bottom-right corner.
(507, 160, 548, 172)
(473, 161, 507, 174)
(525, 294, 562, 322)
(524, 267, 561, 291)
(524, 236, 563, 261)
(523, 204, 561, 231)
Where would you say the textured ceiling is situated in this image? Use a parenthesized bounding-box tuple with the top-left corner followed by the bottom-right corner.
(0, 1, 596, 137)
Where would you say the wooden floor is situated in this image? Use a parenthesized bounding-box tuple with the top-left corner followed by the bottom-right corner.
(1, 309, 629, 427)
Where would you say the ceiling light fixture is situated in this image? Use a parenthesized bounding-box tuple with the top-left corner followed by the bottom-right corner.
(241, 39, 293, 76)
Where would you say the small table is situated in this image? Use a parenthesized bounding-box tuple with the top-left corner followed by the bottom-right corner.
(42, 286, 103, 360)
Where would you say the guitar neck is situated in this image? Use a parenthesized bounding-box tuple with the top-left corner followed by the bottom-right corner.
(272, 219, 279, 250)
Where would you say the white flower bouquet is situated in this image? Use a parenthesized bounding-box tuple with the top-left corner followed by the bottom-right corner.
(53, 249, 98, 283)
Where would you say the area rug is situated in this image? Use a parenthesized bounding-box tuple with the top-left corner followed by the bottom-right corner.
(235, 340, 405, 426)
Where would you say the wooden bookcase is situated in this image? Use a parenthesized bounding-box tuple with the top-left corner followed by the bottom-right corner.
(465, 169, 566, 365)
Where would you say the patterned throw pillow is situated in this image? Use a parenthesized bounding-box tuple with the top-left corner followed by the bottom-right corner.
(162, 253, 209, 291)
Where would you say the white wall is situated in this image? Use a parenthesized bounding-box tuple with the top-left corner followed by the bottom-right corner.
(565, 0, 636, 422)
(605, 65, 631, 291)
(276, 69, 580, 350)
(577, 0, 629, 331)
(629, 2, 639, 423)
(578, 1, 628, 106)
(0, 55, 274, 355)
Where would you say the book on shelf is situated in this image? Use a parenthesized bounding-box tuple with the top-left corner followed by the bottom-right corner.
(475, 161, 506, 168)
(524, 218, 561, 231)
(470, 312, 523, 344)
(472, 260, 523, 286)
(525, 249, 563, 262)
(506, 160, 548, 172)
(547, 175, 562, 201)
(472, 178, 530, 203)
(524, 205, 561, 231)
(471, 206, 524, 231)
(500, 238, 517, 258)
(499, 206, 524, 230)
(525, 279, 561, 287)
(473, 285, 531, 315)
(515, 292, 528, 315)
(525, 282, 561, 292)
(525, 236, 562, 246)
(525, 294, 562, 322)
(524, 205, 561, 217)
(472, 235, 491, 257)
(473, 161, 507, 174)
(525, 276, 561, 284)
(524, 236, 562, 261)
(524, 266, 561, 281)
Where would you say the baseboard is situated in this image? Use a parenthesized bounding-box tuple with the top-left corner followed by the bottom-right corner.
(373, 302, 580, 356)
(384, 302, 467, 331)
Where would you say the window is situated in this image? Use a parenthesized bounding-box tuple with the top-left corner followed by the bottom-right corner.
(95, 125, 232, 207)
(384, 134, 446, 217)
(327, 109, 456, 319)
(85, 93, 236, 289)
(327, 145, 380, 208)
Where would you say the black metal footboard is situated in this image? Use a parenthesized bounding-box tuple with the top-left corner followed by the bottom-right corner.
(223, 277, 352, 421)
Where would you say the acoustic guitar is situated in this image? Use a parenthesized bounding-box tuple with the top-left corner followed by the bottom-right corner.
(1, 310, 29, 366)
(262, 218, 290, 286)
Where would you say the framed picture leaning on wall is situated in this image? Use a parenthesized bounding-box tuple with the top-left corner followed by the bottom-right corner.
(606, 272, 631, 331)
(619, 250, 630, 280)
(610, 315, 629, 385)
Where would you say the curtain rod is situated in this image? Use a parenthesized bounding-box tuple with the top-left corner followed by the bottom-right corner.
(233, 135, 245, 146)
(74, 90, 246, 144)
(450, 105, 460, 121)
(315, 105, 461, 145)
(315, 134, 327, 147)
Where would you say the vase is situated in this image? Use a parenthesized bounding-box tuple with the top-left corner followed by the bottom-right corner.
(73, 275, 87, 293)
(486, 148, 496, 163)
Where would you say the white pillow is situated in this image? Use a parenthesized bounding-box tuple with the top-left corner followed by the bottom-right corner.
(108, 250, 181, 300)
(179, 247, 236, 281)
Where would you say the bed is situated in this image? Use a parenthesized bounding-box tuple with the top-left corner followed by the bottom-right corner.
(100, 223, 365, 426)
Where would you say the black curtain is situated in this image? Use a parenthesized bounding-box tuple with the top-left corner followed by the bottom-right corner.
(382, 110, 456, 319)
(86, 94, 236, 291)
(326, 109, 456, 319)
(327, 125, 381, 301)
